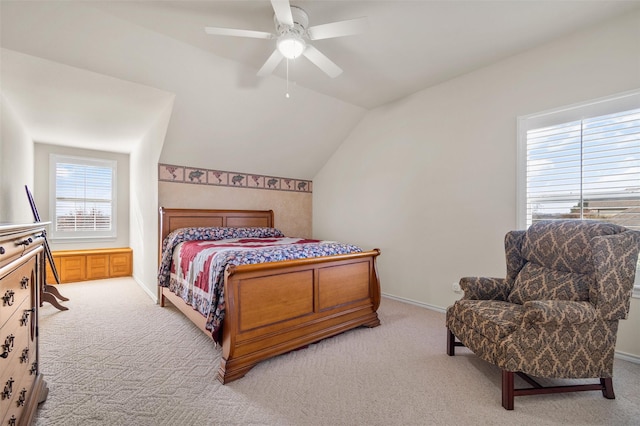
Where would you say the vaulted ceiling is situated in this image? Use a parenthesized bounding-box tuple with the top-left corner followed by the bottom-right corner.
(2, 1, 638, 179)
(88, 0, 640, 109)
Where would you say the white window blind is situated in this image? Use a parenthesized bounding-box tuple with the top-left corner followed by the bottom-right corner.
(525, 108, 640, 228)
(50, 155, 117, 240)
(518, 90, 640, 295)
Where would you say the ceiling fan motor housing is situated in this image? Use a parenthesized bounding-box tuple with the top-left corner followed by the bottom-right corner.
(275, 6, 309, 38)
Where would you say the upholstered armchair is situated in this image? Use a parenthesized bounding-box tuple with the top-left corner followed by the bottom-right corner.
(446, 220, 640, 410)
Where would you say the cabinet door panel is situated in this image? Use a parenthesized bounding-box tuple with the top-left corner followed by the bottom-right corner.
(86, 255, 109, 280)
(109, 253, 132, 277)
(59, 256, 85, 283)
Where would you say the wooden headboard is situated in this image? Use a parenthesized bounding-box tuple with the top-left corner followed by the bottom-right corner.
(158, 207, 274, 250)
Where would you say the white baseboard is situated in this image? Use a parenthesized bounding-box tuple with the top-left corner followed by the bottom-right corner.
(614, 350, 640, 364)
(381, 292, 446, 314)
(381, 292, 640, 364)
(132, 274, 158, 303)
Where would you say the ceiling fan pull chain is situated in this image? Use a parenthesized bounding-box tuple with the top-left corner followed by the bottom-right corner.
(286, 58, 290, 99)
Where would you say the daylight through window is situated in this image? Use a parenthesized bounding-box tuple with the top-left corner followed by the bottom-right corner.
(525, 108, 640, 229)
(50, 155, 117, 240)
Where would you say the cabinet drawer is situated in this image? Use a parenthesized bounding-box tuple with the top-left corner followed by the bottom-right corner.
(0, 259, 35, 329)
(0, 346, 32, 422)
(59, 256, 85, 283)
(0, 297, 32, 379)
(87, 255, 109, 280)
(109, 252, 132, 277)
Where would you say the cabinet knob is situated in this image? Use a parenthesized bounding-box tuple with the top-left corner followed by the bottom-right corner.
(1, 334, 15, 358)
(17, 237, 32, 247)
(20, 308, 34, 327)
(20, 348, 29, 363)
(1, 377, 14, 400)
(29, 362, 38, 376)
(7, 415, 16, 426)
(20, 276, 29, 289)
(2, 290, 15, 306)
(19, 310, 31, 327)
(16, 388, 27, 407)
(0, 246, 4, 255)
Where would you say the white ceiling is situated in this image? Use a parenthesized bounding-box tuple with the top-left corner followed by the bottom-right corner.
(1, 49, 175, 153)
(90, 0, 640, 109)
(1, 1, 639, 177)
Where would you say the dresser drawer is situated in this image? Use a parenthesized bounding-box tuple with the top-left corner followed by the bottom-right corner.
(0, 259, 35, 330)
(2, 322, 38, 426)
(0, 347, 32, 424)
(0, 297, 32, 380)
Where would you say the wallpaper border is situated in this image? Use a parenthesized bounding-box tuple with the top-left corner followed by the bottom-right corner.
(158, 163, 312, 193)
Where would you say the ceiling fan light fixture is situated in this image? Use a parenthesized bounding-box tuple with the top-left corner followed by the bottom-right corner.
(277, 34, 306, 59)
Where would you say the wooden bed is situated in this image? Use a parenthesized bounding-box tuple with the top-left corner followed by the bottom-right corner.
(158, 207, 381, 384)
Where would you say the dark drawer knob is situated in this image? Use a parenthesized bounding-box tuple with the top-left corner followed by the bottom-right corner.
(20, 348, 29, 363)
(2, 290, 15, 306)
(0, 247, 4, 255)
(17, 237, 32, 247)
(2, 377, 14, 400)
(16, 388, 27, 407)
(19, 310, 31, 326)
(29, 362, 38, 376)
(20, 276, 29, 289)
(8, 415, 16, 426)
(1, 334, 15, 358)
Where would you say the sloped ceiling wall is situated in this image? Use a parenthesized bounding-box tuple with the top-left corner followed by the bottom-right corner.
(0, 1, 366, 180)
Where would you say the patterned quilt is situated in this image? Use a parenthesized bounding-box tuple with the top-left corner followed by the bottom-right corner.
(158, 227, 362, 340)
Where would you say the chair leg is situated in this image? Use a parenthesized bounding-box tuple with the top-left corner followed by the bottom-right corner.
(447, 328, 455, 356)
(601, 378, 615, 399)
(502, 370, 515, 410)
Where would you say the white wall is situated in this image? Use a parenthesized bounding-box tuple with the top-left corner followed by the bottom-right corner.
(0, 94, 34, 222)
(313, 12, 640, 356)
(130, 99, 174, 300)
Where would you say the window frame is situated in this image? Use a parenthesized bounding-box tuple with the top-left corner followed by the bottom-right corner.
(517, 89, 640, 296)
(49, 154, 117, 241)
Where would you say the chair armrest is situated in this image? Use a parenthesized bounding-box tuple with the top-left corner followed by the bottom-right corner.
(522, 300, 598, 326)
(460, 277, 511, 301)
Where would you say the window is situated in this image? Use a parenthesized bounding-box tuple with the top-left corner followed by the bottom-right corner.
(517, 90, 640, 294)
(49, 154, 117, 240)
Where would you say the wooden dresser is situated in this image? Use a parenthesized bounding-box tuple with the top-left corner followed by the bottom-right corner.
(0, 223, 48, 425)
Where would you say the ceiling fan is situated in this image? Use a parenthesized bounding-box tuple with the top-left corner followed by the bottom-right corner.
(204, 0, 368, 78)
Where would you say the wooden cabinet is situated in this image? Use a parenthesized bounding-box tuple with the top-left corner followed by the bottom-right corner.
(0, 223, 49, 425)
(46, 248, 132, 283)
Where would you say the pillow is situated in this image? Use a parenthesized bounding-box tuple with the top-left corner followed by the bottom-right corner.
(162, 226, 284, 251)
(508, 262, 592, 305)
(158, 227, 285, 286)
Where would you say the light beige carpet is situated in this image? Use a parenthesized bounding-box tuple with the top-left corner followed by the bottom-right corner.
(34, 278, 640, 425)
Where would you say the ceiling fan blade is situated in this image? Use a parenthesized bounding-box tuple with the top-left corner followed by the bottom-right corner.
(271, 0, 293, 27)
(307, 17, 368, 40)
(257, 49, 284, 77)
(302, 45, 342, 78)
(204, 26, 274, 39)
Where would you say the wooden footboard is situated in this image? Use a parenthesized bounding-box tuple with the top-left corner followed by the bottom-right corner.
(219, 249, 380, 383)
(158, 207, 381, 384)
